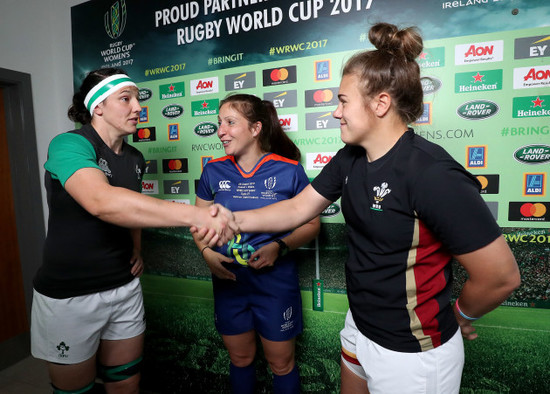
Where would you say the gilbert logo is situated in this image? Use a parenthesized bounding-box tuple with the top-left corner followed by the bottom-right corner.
(104, 0, 127, 39)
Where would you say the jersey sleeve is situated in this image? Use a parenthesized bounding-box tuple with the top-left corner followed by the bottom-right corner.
(412, 159, 501, 255)
(196, 163, 214, 201)
(292, 163, 310, 196)
(310, 146, 348, 202)
(44, 133, 101, 187)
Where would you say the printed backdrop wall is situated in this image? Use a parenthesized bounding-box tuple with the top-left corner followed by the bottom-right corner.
(71, 1, 549, 392)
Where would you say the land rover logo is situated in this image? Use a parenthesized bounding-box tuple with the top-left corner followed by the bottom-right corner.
(513, 145, 550, 164)
(138, 88, 152, 102)
(457, 100, 499, 120)
(321, 203, 341, 217)
(194, 122, 218, 137)
(161, 104, 184, 119)
(421, 76, 442, 95)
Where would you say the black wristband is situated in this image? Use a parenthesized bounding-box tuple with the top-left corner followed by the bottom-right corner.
(273, 238, 289, 257)
(200, 245, 210, 256)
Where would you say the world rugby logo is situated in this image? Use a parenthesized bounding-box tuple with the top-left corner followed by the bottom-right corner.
(283, 307, 293, 321)
(105, 0, 127, 39)
(264, 177, 277, 190)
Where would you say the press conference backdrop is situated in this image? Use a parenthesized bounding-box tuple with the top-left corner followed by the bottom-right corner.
(72, 1, 550, 392)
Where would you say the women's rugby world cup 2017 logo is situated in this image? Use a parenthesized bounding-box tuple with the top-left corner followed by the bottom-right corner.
(105, 0, 127, 39)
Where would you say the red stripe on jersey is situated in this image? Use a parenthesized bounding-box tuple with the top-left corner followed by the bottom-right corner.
(412, 219, 453, 348)
(211, 154, 298, 179)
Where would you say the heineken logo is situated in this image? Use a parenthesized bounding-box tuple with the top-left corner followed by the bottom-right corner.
(457, 100, 499, 120)
(161, 104, 184, 119)
(512, 95, 550, 118)
(104, 0, 127, 39)
(321, 203, 341, 217)
(194, 122, 218, 137)
(138, 88, 152, 102)
(513, 145, 550, 164)
(421, 76, 442, 95)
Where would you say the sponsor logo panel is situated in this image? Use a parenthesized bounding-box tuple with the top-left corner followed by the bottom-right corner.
(264, 90, 298, 108)
(194, 122, 218, 137)
(455, 70, 502, 93)
(141, 179, 159, 195)
(514, 35, 550, 59)
(304, 88, 339, 107)
(163, 180, 190, 195)
(513, 145, 550, 165)
(466, 145, 487, 169)
(455, 40, 503, 65)
(162, 158, 189, 174)
(523, 173, 546, 197)
(514, 65, 550, 89)
(475, 174, 500, 194)
(508, 202, 549, 222)
(457, 100, 499, 120)
(314, 60, 331, 82)
(225, 72, 256, 90)
(191, 77, 219, 95)
(306, 152, 335, 170)
(279, 114, 298, 132)
(168, 124, 179, 141)
(305, 112, 340, 130)
(262, 66, 297, 86)
(133, 127, 156, 142)
(192, 99, 219, 117)
(159, 82, 185, 100)
(513, 95, 550, 118)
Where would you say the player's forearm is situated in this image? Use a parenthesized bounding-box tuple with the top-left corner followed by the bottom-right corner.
(235, 199, 306, 233)
(281, 217, 321, 251)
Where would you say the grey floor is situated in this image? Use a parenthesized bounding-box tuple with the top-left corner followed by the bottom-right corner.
(0, 356, 50, 393)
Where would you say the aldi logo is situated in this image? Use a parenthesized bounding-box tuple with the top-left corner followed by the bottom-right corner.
(305, 112, 340, 130)
(455, 40, 503, 65)
(314, 60, 331, 82)
(466, 146, 487, 169)
(139, 107, 149, 123)
(305, 88, 339, 107)
(513, 65, 550, 89)
(159, 82, 185, 100)
(264, 90, 297, 108)
(514, 35, 550, 59)
(191, 77, 219, 95)
(417, 47, 445, 68)
(523, 173, 546, 196)
(414, 102, 432, 125)
(168, 124, 179, 141)
(508, 202, 549, 222)
(191, 99, 219, 117)
(455, 70, 502, 93)
(262, 66, 297, 86)
(133, 127, 156, 142)
(513, 95, 550, 118)
(475, 174, 499, 194)
(225, 72, 256, 90)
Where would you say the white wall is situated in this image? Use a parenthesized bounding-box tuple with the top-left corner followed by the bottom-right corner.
(0, 0, 88, 225)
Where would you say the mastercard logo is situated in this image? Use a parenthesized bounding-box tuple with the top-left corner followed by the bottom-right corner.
(270, 68, 289, 82)
(313, 89, 334, 103)
(476, 175, 489, 189)
(138, 128, 151, 139)
(168, 160, 183, 171)
(519, 203, 547, 218)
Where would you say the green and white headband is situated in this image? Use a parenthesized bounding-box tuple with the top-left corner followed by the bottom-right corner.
(84, 74, 137, 115)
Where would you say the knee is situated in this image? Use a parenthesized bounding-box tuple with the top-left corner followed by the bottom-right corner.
(268, 356, 295, 376)
(229, 351, 255, 368)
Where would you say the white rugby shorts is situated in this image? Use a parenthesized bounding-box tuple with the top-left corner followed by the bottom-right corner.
(31, 278, 145, 364)
(340, 309, 464, 394)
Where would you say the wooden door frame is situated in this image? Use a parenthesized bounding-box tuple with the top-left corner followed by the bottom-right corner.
(0, 68, 45, 368)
